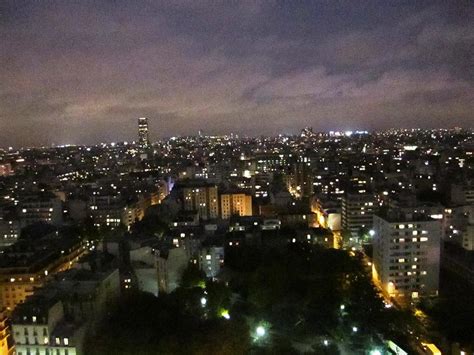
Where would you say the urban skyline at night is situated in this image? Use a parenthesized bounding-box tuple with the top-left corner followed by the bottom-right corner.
(0, 1, 473, 355)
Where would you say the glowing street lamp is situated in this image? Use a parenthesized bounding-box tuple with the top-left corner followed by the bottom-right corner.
(352, 326, 358, 333)
(220, 309, 230, 320)
(200, 297, 207, 307)
(256, 326, 266, 337)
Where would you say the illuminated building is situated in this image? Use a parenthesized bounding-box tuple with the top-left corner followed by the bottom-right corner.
(11, 258, 120, 355)
(0, 239, 86, 311)
(11, 297, 65, 355)
(88, 194, 124, 228)
(180, 182, 219, 221)
(372, 210, 441, 301)
(20, 195, 63, 227)
(220, 192, 252, 219)
(198, 247, 224, 278)
(138, 117, 150, 149)
(342, 192, 376, 232)
(0, 219, 20, 250)
(0, 163, 13, 177)
(289, 158, 313, 198)
(0, 309, 13, 355)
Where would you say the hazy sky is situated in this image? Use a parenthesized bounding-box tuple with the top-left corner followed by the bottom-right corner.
(1, 1, 473, 146)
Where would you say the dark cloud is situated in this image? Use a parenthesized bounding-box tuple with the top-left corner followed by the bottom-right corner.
(0, 0, 473, 147)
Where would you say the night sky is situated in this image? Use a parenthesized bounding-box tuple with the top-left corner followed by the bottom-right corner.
(1, 1, 473, 146)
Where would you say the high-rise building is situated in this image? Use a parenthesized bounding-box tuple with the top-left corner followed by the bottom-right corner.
(372, 210, 441, 301)
(138, 117, 150, 149)
(220, 192, 252, 219)
(178, 181, 219, 221)
(341, 192, 376, 232)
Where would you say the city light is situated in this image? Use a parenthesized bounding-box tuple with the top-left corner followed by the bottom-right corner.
(200, 297, 207, 307)
(220, 309, 230, 320)
(256, 326, 266, 337)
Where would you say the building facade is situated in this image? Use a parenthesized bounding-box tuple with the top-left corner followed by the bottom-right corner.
(138, 117, 150, 149)
(182, 184, 219, 221)
(220, 193, 252, 219)
(373, 211, 441, 301)
(342, 192, 376, 232)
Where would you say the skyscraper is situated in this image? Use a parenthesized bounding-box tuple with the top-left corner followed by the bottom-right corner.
(138, 117, 150, 149)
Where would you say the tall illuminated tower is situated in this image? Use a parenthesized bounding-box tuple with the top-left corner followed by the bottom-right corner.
(138, 117, 150, 149)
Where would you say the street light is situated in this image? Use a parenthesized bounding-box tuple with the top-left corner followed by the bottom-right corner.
(200, 297, 207, 307)
(220, 309, 230, 320)
(323, 339, 329, 346)
(370, 350, 382, 355)
(352, 326, 358, 333)
(369, 230, 375, 237)
(256, 326, 266, 337)
(340, 304, 345, 311)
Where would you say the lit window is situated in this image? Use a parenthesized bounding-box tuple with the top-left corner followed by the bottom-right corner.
(64, 338, 69, 346)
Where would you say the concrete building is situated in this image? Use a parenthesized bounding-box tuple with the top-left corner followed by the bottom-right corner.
(180, 182, 219, 221)
(0, 309, 14, 355)
(88, 194, 124, 228)
(373, 210, 441, 301)
(20, 195, 63, 227)
(11, 295, 65, 355)
(130, 246, 159, 297)
(0, 218, 20, 250)
(11, 255, 120, 355)
(198, 247, 224, 278)
(463, 225, 474, 251)
(342, 192, 376, 233)
(157, 247, 188, 293)
(0, 239, 86, 311)
(220, 192, 252, 219)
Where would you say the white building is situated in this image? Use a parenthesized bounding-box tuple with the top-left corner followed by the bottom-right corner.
(130, 246, 159, 297)
(198, 247, 224, 278)
(373, 211, 441, 301)
(157, 248, 188, 293)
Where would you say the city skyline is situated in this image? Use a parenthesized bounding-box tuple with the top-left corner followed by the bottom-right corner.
(1, 1, 473, 146)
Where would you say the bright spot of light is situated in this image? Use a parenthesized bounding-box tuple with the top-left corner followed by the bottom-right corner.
(256, 326, 265, 337)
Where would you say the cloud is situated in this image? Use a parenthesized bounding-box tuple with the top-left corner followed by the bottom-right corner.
(0, 1, 472, 146)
